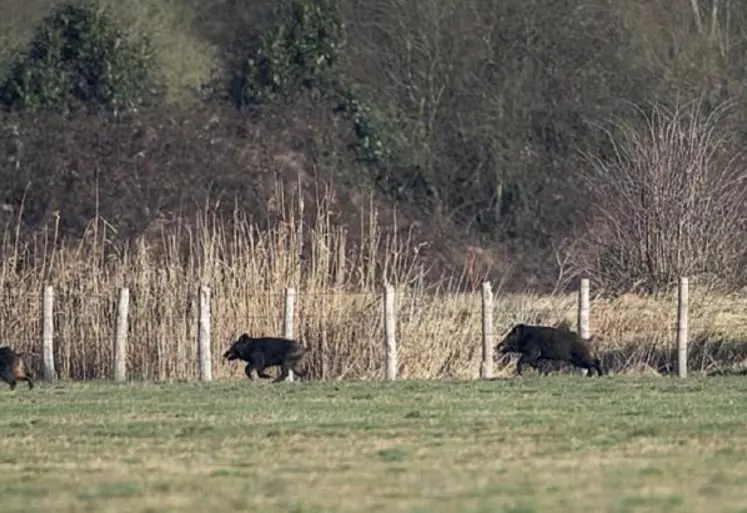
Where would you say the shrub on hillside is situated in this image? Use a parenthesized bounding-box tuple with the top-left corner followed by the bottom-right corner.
(234, 0, 345, 108)
(0, 0, 158, 114)
(227, 0, 400, 167)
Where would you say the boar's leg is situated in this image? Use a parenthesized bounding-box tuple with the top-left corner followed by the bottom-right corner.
(15, 375, 33, 389)
(243, 351, 268, 380)
(243, 363, 257, 380)
(572, 352, 604, 378)
(516, 347, 544, 376)
(248, 351, 274, 379)
(589, 359, 604, 377)
(536, 358, 555, 376)
(0, 368, 16, 389)
(272, 361, 292, 383)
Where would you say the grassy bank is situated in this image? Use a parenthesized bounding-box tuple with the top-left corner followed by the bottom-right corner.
(2, 378, 747, 512)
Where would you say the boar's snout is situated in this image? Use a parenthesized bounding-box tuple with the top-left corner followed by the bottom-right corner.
(493, 344, 513, 365)
(223, 345, 239, 360)
(494, 326, 522, 356)
(492, 344, 500, 362)
(493, 342, 507, 360)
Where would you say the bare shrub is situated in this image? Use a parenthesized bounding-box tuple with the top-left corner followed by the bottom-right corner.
(575, 98, 747, 294)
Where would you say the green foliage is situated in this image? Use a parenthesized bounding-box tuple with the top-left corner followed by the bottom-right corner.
(236, 0, 345, 107)
(233, 0, 400, 167)
(346, 97, 388, 163)
(0, 0, 157, 114)
(334, 84, 399, 165)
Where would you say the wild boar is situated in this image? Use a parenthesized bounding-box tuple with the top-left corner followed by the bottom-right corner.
(0, 346, 34, 390)
(223, 334, 308, 383)
(494, 323, 604, 377)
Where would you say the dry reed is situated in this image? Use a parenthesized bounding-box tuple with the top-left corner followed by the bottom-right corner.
(2, 186, 747, 381)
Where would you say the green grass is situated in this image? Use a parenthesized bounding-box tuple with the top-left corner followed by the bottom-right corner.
(2, 377, 747, 512)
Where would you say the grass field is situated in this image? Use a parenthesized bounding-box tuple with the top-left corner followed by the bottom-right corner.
(2, 377, 747, 512)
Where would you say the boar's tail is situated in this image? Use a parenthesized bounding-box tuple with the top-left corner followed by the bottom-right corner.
(291, 358, 310, 378)
(290, 347, 309, 377)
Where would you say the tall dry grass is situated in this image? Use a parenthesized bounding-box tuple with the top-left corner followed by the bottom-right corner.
(3, 185, 747, 381)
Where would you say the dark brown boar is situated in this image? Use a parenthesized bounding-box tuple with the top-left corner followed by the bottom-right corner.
(223, 334, 308, 383)
(0, 346, 34, 390)
(494, 323, 604, 377)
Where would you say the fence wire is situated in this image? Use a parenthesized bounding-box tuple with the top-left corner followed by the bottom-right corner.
(3, 282, 747, 381)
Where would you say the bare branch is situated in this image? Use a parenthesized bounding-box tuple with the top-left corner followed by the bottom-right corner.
(575, 98, 747, 293)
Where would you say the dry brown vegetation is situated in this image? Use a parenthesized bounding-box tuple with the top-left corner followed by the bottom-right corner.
(3, 186, 747, 382)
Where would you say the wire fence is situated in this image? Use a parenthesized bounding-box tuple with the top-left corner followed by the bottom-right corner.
(3, 278, 747, 383)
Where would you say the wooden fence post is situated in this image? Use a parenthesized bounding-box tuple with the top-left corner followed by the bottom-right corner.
(198, 285, 212, 382)
(577, 278, 590, 340)
(113, 287, 130, 383)
(480, 281, 494, 379)
(298, 189, 305, 264)
(384, 282, 397, 381)
(677, 277, 689, 378)
(283, 287, 296, 382)
(41, 285, 56, 381)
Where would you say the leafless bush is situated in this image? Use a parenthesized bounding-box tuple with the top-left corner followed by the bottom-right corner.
(574, 98, 747, 294)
